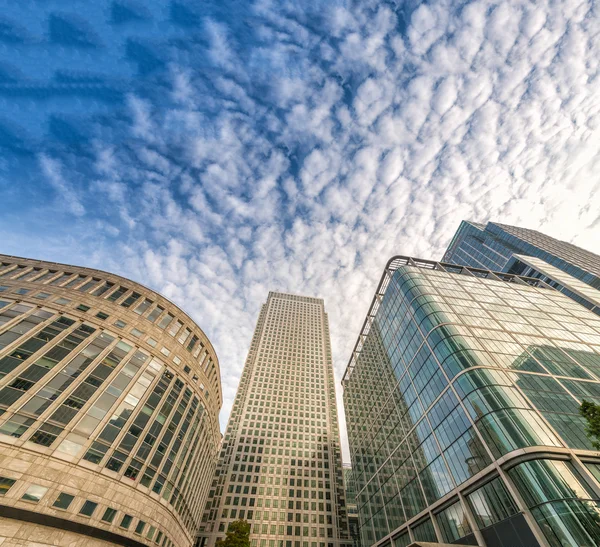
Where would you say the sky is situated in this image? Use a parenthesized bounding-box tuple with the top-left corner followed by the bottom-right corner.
(1, 0, 599, 462)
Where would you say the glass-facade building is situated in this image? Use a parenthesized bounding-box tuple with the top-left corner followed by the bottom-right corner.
(343, 256, 600, 547)
(198, 292, 350, 547)
(0, 254, 222, 547)
(443, 221, 600, 314)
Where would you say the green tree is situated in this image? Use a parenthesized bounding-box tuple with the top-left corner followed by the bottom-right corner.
(580, 400, 600, 449)
(215, 519, 250, 547)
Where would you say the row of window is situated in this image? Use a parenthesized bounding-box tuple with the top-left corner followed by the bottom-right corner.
(0, 287, 214, 392)
(0, 262, 218, 396)
(0, 475, 174, 546)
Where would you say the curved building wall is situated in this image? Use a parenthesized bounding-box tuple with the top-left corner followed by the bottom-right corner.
(343, 258, 600, 547)
(0, 255, 222, 547)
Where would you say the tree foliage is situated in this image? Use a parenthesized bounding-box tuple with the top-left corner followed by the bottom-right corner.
(215, 519, 250, 547)
(580, 399, 600, 450)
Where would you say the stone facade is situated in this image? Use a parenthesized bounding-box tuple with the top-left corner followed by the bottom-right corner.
(0, 255, 222, 547)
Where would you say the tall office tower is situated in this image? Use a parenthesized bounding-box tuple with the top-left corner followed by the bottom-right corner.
(198, 292, 350, 547)
(0, 254, 222, 547)
(343, 256, 600, 547)
(443, 221, 600, 314)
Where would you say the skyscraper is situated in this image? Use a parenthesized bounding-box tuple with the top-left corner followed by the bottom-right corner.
(343, 256, 600, 547)
(198, 292, 349, 547)
(443, 221, 600, 296)
(0, 254, 222, 547)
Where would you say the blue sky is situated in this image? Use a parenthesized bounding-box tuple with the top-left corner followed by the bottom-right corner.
(1, 0, 600, 460)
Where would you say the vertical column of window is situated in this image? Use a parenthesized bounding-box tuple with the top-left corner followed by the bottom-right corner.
(172, 396, 201, 513)
(32, 270, 59, 283)
(170, 393, 199, 502)
(77, 278, 101, 293)
(175, 428, 202, 527)
(28, 339, 132, 447)
(178, 327, 191, 346)
(0, 331, 113, 438)
(189, 430, 214, 530)
(134, 298, 153, 316)
(159, 386, 194, 502)
(146, 305, 165, 323)
(158, 313, 175, 331)
(149, 378, 185, 495)
(101, 366, 160, 472)
(0, 316, 79, 409)
(131, 371, 176, 483)
(177, 404, 207, 522)
(0, 309, 56, 377)
(58, 350, 151, 457)
(0, 265, 25, 278)
(186, 442, 210, 530)
(106, 286, 128, 302)
(64, 274, 88, 289)
(121, 291, 141, 308)
(92, 281, 114, 297)
(83, 359, 162, 465)
(168, 319, 183, 338)
(49, 273, 74, 286)
(12, 268, 43, 281)
(193, 341, 204, 359)
(187, 335, 199, 353)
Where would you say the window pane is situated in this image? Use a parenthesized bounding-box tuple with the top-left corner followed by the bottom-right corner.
(53, 492, 75, 509)
(22, 484, 48, 502)
(79, 500, 98, 516)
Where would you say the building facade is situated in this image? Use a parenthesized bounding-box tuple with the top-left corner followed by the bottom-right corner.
(342, 466, 360, 547)
(443, 221, 600, 312)
(197, 292, 350, 547)
(343, 256, 600, 547)
(0, 254, 222, 547)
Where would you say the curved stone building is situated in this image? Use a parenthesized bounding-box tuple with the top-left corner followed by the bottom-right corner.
(0, 254, 222, 547)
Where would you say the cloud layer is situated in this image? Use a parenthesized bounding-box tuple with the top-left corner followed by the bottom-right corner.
(2, 0, 600, 459)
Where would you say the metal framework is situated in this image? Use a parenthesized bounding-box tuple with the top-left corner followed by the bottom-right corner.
(341, 255, 554, 384)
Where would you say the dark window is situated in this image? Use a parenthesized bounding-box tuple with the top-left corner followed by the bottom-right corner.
(53, 492, 75, 510)
(79, 500, 98, 517)
(0, 477, 16, 496)
(102, 507, 118, 523)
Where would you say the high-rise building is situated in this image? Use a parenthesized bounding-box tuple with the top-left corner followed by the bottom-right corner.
(443, 221, 600, 314)
(0, 254, 222, 547)
(343, 256, 600, 547)
(198, 292, 350, 547)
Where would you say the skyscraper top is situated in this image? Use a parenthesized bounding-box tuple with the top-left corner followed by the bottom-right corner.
(444, 220, 600, 286)
(267, 291, 324, 304)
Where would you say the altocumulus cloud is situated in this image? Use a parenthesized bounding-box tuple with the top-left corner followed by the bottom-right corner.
(1, 0, 599, 459)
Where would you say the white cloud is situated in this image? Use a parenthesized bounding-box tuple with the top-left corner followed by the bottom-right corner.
(38, 155, 85, 217)
(26, 0, 600, 464)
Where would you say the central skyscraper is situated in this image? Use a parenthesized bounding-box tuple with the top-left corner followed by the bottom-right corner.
(198, 292, 349, 547)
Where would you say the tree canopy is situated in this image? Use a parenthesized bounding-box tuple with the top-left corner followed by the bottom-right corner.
(215, 519, 250, 547)
(580, 400, 600, 450)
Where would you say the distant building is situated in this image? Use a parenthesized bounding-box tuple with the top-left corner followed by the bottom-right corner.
(197, 292, 350, 547)
(443, 221, 600, 313)
(343, 255, 600, 547)
(0, 254, 222, 547)
(342, 465, 360, 547)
